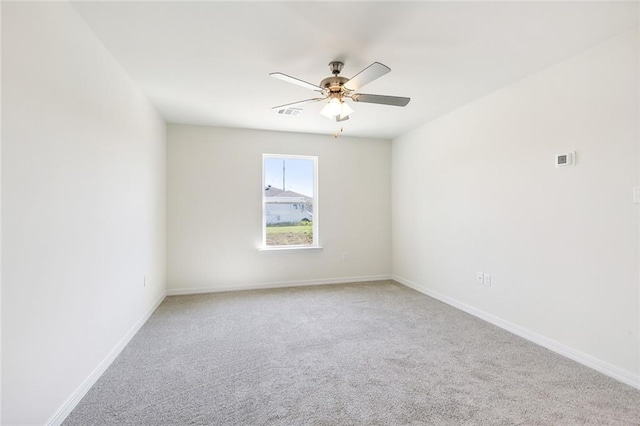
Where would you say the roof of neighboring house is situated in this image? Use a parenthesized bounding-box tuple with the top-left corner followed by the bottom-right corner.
(264, 186, 312, 199)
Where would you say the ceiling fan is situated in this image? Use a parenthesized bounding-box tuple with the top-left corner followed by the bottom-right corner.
(270, 61, 410, 122)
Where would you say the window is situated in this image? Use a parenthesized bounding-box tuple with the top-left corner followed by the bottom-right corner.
(262, 154, 318, 248)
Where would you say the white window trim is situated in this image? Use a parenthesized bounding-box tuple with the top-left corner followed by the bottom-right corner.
(261, 153, 319, 250)
(258, 246, 323, 252)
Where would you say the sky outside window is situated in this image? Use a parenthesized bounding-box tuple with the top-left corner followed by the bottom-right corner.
(264, 158, 314, 197)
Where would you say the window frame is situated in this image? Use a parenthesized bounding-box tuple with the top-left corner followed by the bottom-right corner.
(261, 153, 319, 250)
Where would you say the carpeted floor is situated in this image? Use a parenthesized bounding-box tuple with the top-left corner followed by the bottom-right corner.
(65, 281, 640, 425)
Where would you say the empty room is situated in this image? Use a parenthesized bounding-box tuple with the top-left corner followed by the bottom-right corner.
(2, 1, 640, 424)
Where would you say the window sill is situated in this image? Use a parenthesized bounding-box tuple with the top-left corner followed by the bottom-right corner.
(258, 245, 323, 252)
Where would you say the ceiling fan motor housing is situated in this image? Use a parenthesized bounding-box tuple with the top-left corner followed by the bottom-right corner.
(320, 76, 349, 93)
(319, 61, 350, 94)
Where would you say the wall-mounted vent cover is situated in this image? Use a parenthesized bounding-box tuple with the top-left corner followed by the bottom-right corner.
(275, 108, 302, 116)
(555, 151, 575, 168)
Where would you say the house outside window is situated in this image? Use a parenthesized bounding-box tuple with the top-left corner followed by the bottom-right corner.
(262, 154, 318, 248)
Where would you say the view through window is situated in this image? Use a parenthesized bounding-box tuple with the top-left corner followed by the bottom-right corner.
(263, 154, 318, 247)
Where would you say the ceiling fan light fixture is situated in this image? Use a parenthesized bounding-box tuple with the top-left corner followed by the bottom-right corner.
(339, 101, 353, 119)
(320, 97, 342, 119)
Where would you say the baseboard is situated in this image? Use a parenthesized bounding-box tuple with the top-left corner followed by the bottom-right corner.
(46, 291, 167, 426)
(166, 275, 393, 296)
(393, 275, 640, 390)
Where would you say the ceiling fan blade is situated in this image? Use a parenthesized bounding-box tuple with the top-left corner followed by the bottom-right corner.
(270, 72, 323, 92)
(343, 62, 391, 91)
(272, 98, 324, 110)
(351, 93, 410, 107)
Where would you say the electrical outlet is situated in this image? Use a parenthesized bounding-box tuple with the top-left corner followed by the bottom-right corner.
(476, 272, 484, 285)
(342, 251, 348, 261)
(483, 273, 492, 287)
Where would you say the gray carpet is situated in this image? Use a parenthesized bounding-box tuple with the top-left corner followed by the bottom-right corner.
(65, 281, 640, 425)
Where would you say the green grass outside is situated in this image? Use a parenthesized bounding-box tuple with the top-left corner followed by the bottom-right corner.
(266, 224, 313, 246)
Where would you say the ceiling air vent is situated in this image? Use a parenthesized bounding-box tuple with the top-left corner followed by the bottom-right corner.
(275, 107, 302, 116)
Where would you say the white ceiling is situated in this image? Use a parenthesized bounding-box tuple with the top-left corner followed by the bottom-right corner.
(72, 1, 638, 139)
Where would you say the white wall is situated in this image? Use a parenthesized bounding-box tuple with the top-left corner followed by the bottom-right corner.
(167, 125, 391, 292)
(2, 3, 166, 424)
(1, 2, 4, 420)
(392, 29, 639, 382)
